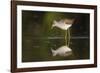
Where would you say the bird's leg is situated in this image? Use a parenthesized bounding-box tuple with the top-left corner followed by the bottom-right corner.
(65, 30, 67, 45)
(68, 28, 70, 47)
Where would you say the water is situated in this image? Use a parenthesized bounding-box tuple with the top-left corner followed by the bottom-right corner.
(22, 36, 89, 62)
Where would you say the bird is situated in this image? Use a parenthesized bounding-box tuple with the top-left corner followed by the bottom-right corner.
(51, 19, 74, 30)
(51, 45, 72, 57)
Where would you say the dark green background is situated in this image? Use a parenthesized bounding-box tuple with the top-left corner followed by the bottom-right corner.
(22, 10, 90, 62)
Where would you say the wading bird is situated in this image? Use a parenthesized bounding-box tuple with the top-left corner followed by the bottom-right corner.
(52, 19, 74, 30)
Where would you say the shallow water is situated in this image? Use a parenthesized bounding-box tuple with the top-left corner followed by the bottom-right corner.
(22, 36, 89, 62)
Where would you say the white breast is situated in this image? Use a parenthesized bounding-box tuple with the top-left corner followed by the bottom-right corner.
(56, 46, 72, 53)
(51, 45, 72, 57)
(52, 20, 72, 30)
